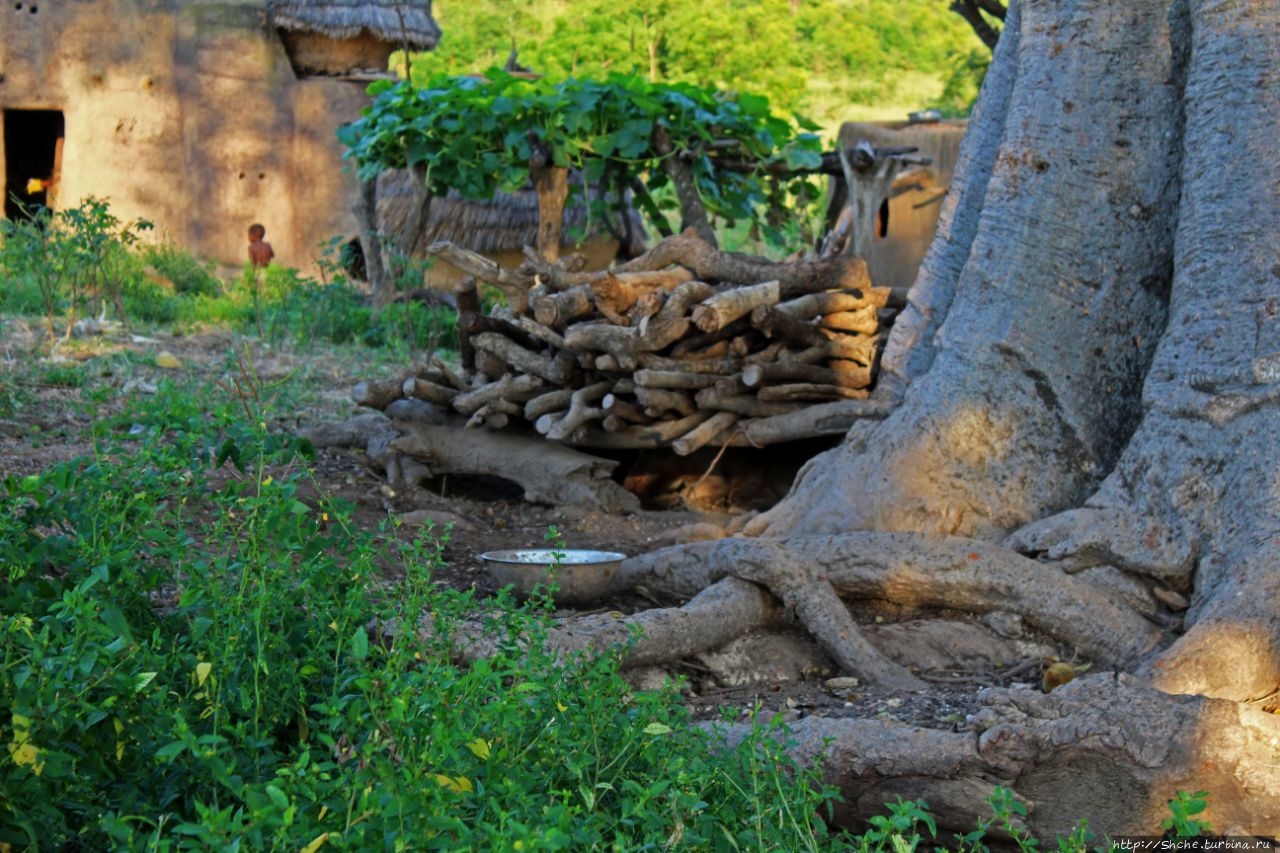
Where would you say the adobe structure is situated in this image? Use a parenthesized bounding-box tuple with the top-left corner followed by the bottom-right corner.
(838, 119, 967, 291)
(0, 0, 438, 272)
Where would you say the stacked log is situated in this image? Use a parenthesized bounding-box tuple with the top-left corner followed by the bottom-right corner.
(355, 228, 905, 452)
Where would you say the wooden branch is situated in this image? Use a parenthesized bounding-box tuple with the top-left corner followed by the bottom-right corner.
(691, 280, 780, 333)
(616, 227, 871, 296)
(742, 361, 861, 390)
(757, 383, 871, 402)
(532, 285, 595, 329)
(472, 332, 573, 385)
(637, 353, 743, 374)
(518, 248, 596, 291)
(774, 290, 891, 318)
(602, 394, 652, 424)
(572, 410, 715, 450)
(653, 127, 718, 247)
(428, 241, 534, 314)
(668, 317, 753, 357)
(491, 306, 567, 350)
(634, 369, 723, 390)
(590, 268, 695, 320)
(751, 305, 829, 348)
(740, 399, 896, 445)
(402, 377, 462, 408)
(545, 381, 612, 441)
(474, 350, 507, 381)
(693, 388, 805, 418)
(466, 399, 521, 430)
(353, 372, 419, 409)
(524, 388, 574, 421)
(634, 387, 696, 417)
(451, 374, 545, 415)
(426, 355, 469, 391)
(457, 311, 544, 353)
(454, 277, 482, 374)
(673, 411, 739, 456)
(530, 161, 568, 262)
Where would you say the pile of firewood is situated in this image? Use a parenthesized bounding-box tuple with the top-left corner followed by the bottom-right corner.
(353, 228, 904, 452)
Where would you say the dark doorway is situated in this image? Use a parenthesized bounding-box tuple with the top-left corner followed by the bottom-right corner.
(3, 109, 65, 220)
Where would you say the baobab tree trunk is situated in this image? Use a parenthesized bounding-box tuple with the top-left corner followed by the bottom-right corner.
(618, 0, 1280, 836)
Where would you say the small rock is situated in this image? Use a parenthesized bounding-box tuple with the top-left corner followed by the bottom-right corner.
(154, 351, 182, 369)
(884, 697, 902, 709)
(824, 676, 860, 690)
(982, 611, 1025, 639)
(398, 509, 474, 531)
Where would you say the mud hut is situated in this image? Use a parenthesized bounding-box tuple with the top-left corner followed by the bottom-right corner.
(835, 120, 966, 291)
(0, 0, 438, 272)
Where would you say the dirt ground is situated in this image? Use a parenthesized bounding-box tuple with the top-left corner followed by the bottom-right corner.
(1, 319, 1055, 733)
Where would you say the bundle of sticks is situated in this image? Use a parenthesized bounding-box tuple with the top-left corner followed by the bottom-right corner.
(353, 228, 905, 452)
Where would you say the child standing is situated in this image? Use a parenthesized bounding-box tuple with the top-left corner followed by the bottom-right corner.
(247, 223, 275, 267)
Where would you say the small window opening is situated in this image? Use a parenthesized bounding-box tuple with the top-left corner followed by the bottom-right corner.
(3, 109, 65, 220)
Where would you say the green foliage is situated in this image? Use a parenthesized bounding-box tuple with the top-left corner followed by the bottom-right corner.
(339, 71, 825, 248)
(0, 197, 152, 338)
(143, 240, 224, 297)
(1161, 790, 1211, 838)
(0, 380, 844, 850)
(411, 0, 988, 127)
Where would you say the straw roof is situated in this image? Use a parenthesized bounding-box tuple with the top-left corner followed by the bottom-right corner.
(377, 170, 647, 257)
(269, 0, 441, 50)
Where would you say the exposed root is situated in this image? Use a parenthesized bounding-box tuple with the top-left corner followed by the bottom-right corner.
(709, 674, 1280, 836)
(1004, 506, 1196, 587)
(621, 533, 1168, 669)
(421, 577, 782, 669)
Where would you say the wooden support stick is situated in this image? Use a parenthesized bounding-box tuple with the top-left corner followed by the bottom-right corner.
(524, 388, 575, 421)
(428, 241, 534, 315)
(774, 289, 892, 317)
(743, 361, 854, 389)
(691, 280, 780, 333)
(751, 305, 829, 348)
(673, 411, 739, 456)
(473, 332, 573, 385)
(635, 387, 696, 417)
(602, 394, 652, 424)
(546, 381, 612, 441)
(634, 369, 723, 390)
(401, 377, 460, 407)
(532, 285, 595, 329)
(757, 383, 871, 402)
(693, 388, 805, 418)
(451, 374, 545, 415)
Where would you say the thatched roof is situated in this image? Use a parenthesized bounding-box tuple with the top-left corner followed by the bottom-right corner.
(269, 0, 441, 50)
(376, 170, 647, 257)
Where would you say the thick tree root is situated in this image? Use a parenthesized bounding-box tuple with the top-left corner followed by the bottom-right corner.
(420, 577, 782, 669)
(710, 674, 1280, 837)
(621, 533, 1168, 669)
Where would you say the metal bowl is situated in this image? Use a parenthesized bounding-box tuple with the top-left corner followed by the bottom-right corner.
(479, 549, 626, 606)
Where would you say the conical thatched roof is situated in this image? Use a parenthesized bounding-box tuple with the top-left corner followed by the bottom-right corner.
(270, 0, 441, 50)
(376, 170, 647, 258)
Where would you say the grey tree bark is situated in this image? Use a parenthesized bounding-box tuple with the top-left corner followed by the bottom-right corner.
(618, 0, 1280, 837)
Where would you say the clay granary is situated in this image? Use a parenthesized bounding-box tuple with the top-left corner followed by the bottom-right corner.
(0, 0, 438, 271)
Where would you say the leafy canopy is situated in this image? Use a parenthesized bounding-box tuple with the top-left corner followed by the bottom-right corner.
(338, 70, 825, 235)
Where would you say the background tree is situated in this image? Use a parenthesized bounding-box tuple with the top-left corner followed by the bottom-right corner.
(413, 0, 988, 126)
